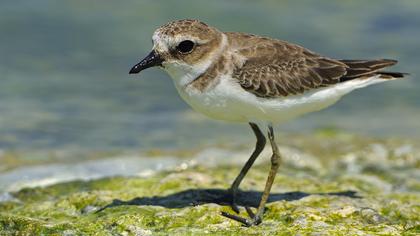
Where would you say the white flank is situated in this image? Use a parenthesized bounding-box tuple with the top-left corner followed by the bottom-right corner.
(175, 75, 392, 124)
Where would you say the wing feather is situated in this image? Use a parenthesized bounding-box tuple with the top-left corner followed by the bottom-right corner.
(228, 33, 347, 98)
(226, 32, 403, 98)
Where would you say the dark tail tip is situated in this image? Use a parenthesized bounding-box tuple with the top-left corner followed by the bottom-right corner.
(378, 71, 409, 78)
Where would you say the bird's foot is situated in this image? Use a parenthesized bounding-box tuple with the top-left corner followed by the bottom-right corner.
(221, 206, 262, 227)
(230, 202, 240, 214)
(227, 189, 240, 213)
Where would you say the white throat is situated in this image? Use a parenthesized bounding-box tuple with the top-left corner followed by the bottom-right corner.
(163, 33, 228, 89)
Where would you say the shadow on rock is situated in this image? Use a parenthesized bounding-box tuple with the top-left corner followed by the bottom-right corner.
(96, 189, 360, 213)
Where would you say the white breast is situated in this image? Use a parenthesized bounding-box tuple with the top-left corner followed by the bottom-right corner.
(174, 74, 391, 124)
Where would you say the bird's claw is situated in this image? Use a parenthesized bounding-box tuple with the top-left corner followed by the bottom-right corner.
(245, 206, 255, 218)
(221, 209, 262, 227)
(230, 201, 240, 214)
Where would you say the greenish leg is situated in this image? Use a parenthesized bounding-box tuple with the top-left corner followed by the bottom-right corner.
(222, 124, 281, 226)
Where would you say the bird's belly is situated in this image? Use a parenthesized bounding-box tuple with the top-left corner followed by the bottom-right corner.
(175, 77, 339, 123)
(174, 76, 384, 124)
(176, 82, 249, 122)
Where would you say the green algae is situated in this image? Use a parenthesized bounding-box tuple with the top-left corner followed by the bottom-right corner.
(1, 134, 419, 235)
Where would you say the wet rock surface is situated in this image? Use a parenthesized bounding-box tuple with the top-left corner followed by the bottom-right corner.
(0, 133, 419, 235)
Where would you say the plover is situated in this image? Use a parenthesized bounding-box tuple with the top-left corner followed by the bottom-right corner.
(129, 19, 405, 226)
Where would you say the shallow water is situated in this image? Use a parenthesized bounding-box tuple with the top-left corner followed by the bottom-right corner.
(0, 146, 259, 193)
(0, 155, 180, 193)
(0, 1, 419, 159)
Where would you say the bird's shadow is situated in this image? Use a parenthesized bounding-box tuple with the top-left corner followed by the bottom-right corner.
(96, 188, 360, 213)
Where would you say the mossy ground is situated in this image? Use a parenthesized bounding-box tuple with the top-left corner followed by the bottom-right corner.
(1, 133, 419, 235)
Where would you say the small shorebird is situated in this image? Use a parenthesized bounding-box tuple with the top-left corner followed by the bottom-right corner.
(129, 19, 405, 226)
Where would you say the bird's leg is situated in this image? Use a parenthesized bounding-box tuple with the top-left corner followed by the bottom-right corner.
(228, 122, 266, 213)
(248, 125, 281, 224)
(222, 124, 281, 226)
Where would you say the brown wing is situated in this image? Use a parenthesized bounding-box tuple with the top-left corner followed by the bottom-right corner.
(228, 32, 402, 98)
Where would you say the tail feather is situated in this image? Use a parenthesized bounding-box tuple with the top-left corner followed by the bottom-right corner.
(339, 59, 407, 82)
(377, 71, 407, 78)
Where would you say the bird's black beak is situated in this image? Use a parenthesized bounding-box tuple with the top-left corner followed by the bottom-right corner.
(129, 50, 163, 74)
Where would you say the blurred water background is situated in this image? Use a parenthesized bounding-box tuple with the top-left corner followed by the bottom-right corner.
(0, 1, 419, 188)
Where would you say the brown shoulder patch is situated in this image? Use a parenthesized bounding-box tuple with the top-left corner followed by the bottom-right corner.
(188, 55, 230, 92)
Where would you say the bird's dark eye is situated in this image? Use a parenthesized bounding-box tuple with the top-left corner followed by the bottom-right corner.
(176, 40, 195, 54)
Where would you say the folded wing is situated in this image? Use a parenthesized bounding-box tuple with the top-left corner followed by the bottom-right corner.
(228, 32, 404, 98)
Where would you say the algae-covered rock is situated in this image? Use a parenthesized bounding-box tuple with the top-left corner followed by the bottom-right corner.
(0, 134, 419, 235)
